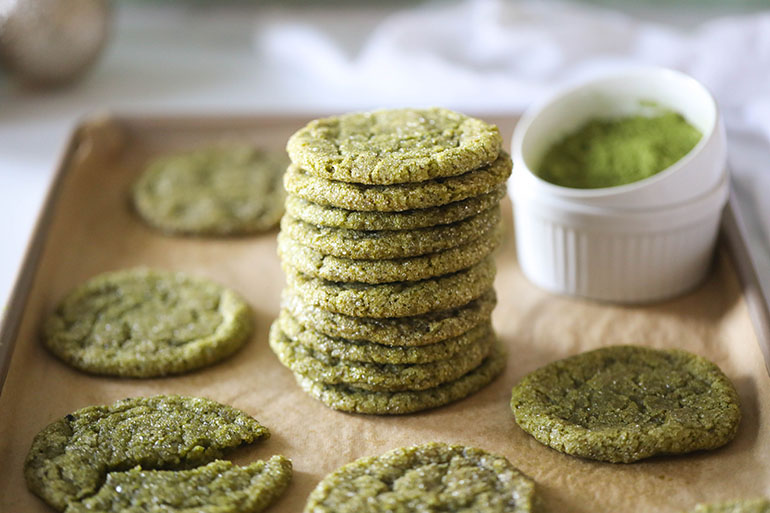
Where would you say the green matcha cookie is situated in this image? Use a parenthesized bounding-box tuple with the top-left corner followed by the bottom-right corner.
(280, 206, 500, 260)
(133, 146, 287, 236)
(24, 395, 282, 512)
(44, 268, 252, 377)
(304, 442, 535, 512)
(282, 288, 496, 347)
(280, 309, 492, 364)
(283, 153, 512, 212)
(688, 498, 770, 513)
(278, 226, 500, 283)
(67, 456, 292, 513)
(283, 257, 496, 318)
(294, 342, 505, 414)
(270, 321, 493, 391)
(510, 345, 741, 463)
(284, 186, 506, 231)
(286, 108, 502, 185)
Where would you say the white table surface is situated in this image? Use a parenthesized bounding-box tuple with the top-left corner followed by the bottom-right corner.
(2, 1, 768, 315)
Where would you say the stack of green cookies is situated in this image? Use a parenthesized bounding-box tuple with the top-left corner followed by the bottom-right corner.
(269, 107, 512, 415)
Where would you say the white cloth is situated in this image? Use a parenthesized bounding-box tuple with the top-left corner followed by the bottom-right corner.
(255, 0, 770, 297)
(257, 0, 770, 136)
(256, 0, 770, 137)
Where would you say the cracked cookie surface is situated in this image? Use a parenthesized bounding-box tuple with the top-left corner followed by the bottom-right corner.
(510, 345, 741, 463)
(303, 442, 535, 511)
(67, 457, 292, 513)
(24, 395, 282, 512)
(45, 268, 252, 377)
(133, 146, 286, 236)
(286, 108, 502, 185)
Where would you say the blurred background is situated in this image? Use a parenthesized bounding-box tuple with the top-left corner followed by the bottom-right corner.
(1, 0, 769, 309)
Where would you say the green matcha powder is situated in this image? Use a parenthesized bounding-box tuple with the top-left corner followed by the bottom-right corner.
(537, 110, 702, 189)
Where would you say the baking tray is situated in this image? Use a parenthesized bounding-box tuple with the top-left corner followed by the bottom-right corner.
(1, 114, 769, 512)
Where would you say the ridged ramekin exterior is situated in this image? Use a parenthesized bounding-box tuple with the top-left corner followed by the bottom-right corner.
(512, 201, 723, 303)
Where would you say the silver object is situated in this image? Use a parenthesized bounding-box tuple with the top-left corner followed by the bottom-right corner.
(0, 0, 111, 87)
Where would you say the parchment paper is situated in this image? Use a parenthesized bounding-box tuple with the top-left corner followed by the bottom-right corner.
(0, 115, 768, 513)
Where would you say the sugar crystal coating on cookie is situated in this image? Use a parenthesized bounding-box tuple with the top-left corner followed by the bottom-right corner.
(45, 268, 252, 377)
(276, 108, 508, 415)
(284, 186, 506, 231)
(281, 288, 497, 347)
(283, 153, 511, 212)
(303, 442, 536, 511)
(510, 345, 741, 463)
(688, 498, 770, 513)
(287, 108, 502, 185)
(270, 321, 493, 391)
(133, 146, 286, 236)
(67, 457, 292, 513)
(283, 256, 496, 318)
(279, 309, 492, 364)
(277, 225, 501, 284)
(293, 342, 506, 415)
(280, 206, 500, 260)
(24, 395, 290, 513)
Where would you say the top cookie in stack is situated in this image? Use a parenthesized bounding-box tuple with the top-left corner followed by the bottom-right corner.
(270, 108, 512, 415)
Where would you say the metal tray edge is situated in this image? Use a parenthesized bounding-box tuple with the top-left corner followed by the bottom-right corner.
(723, 190, 770, 376)
(0, 119, 88, 394)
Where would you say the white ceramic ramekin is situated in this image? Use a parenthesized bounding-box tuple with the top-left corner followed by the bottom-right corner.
(510, 68, 729, 303)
